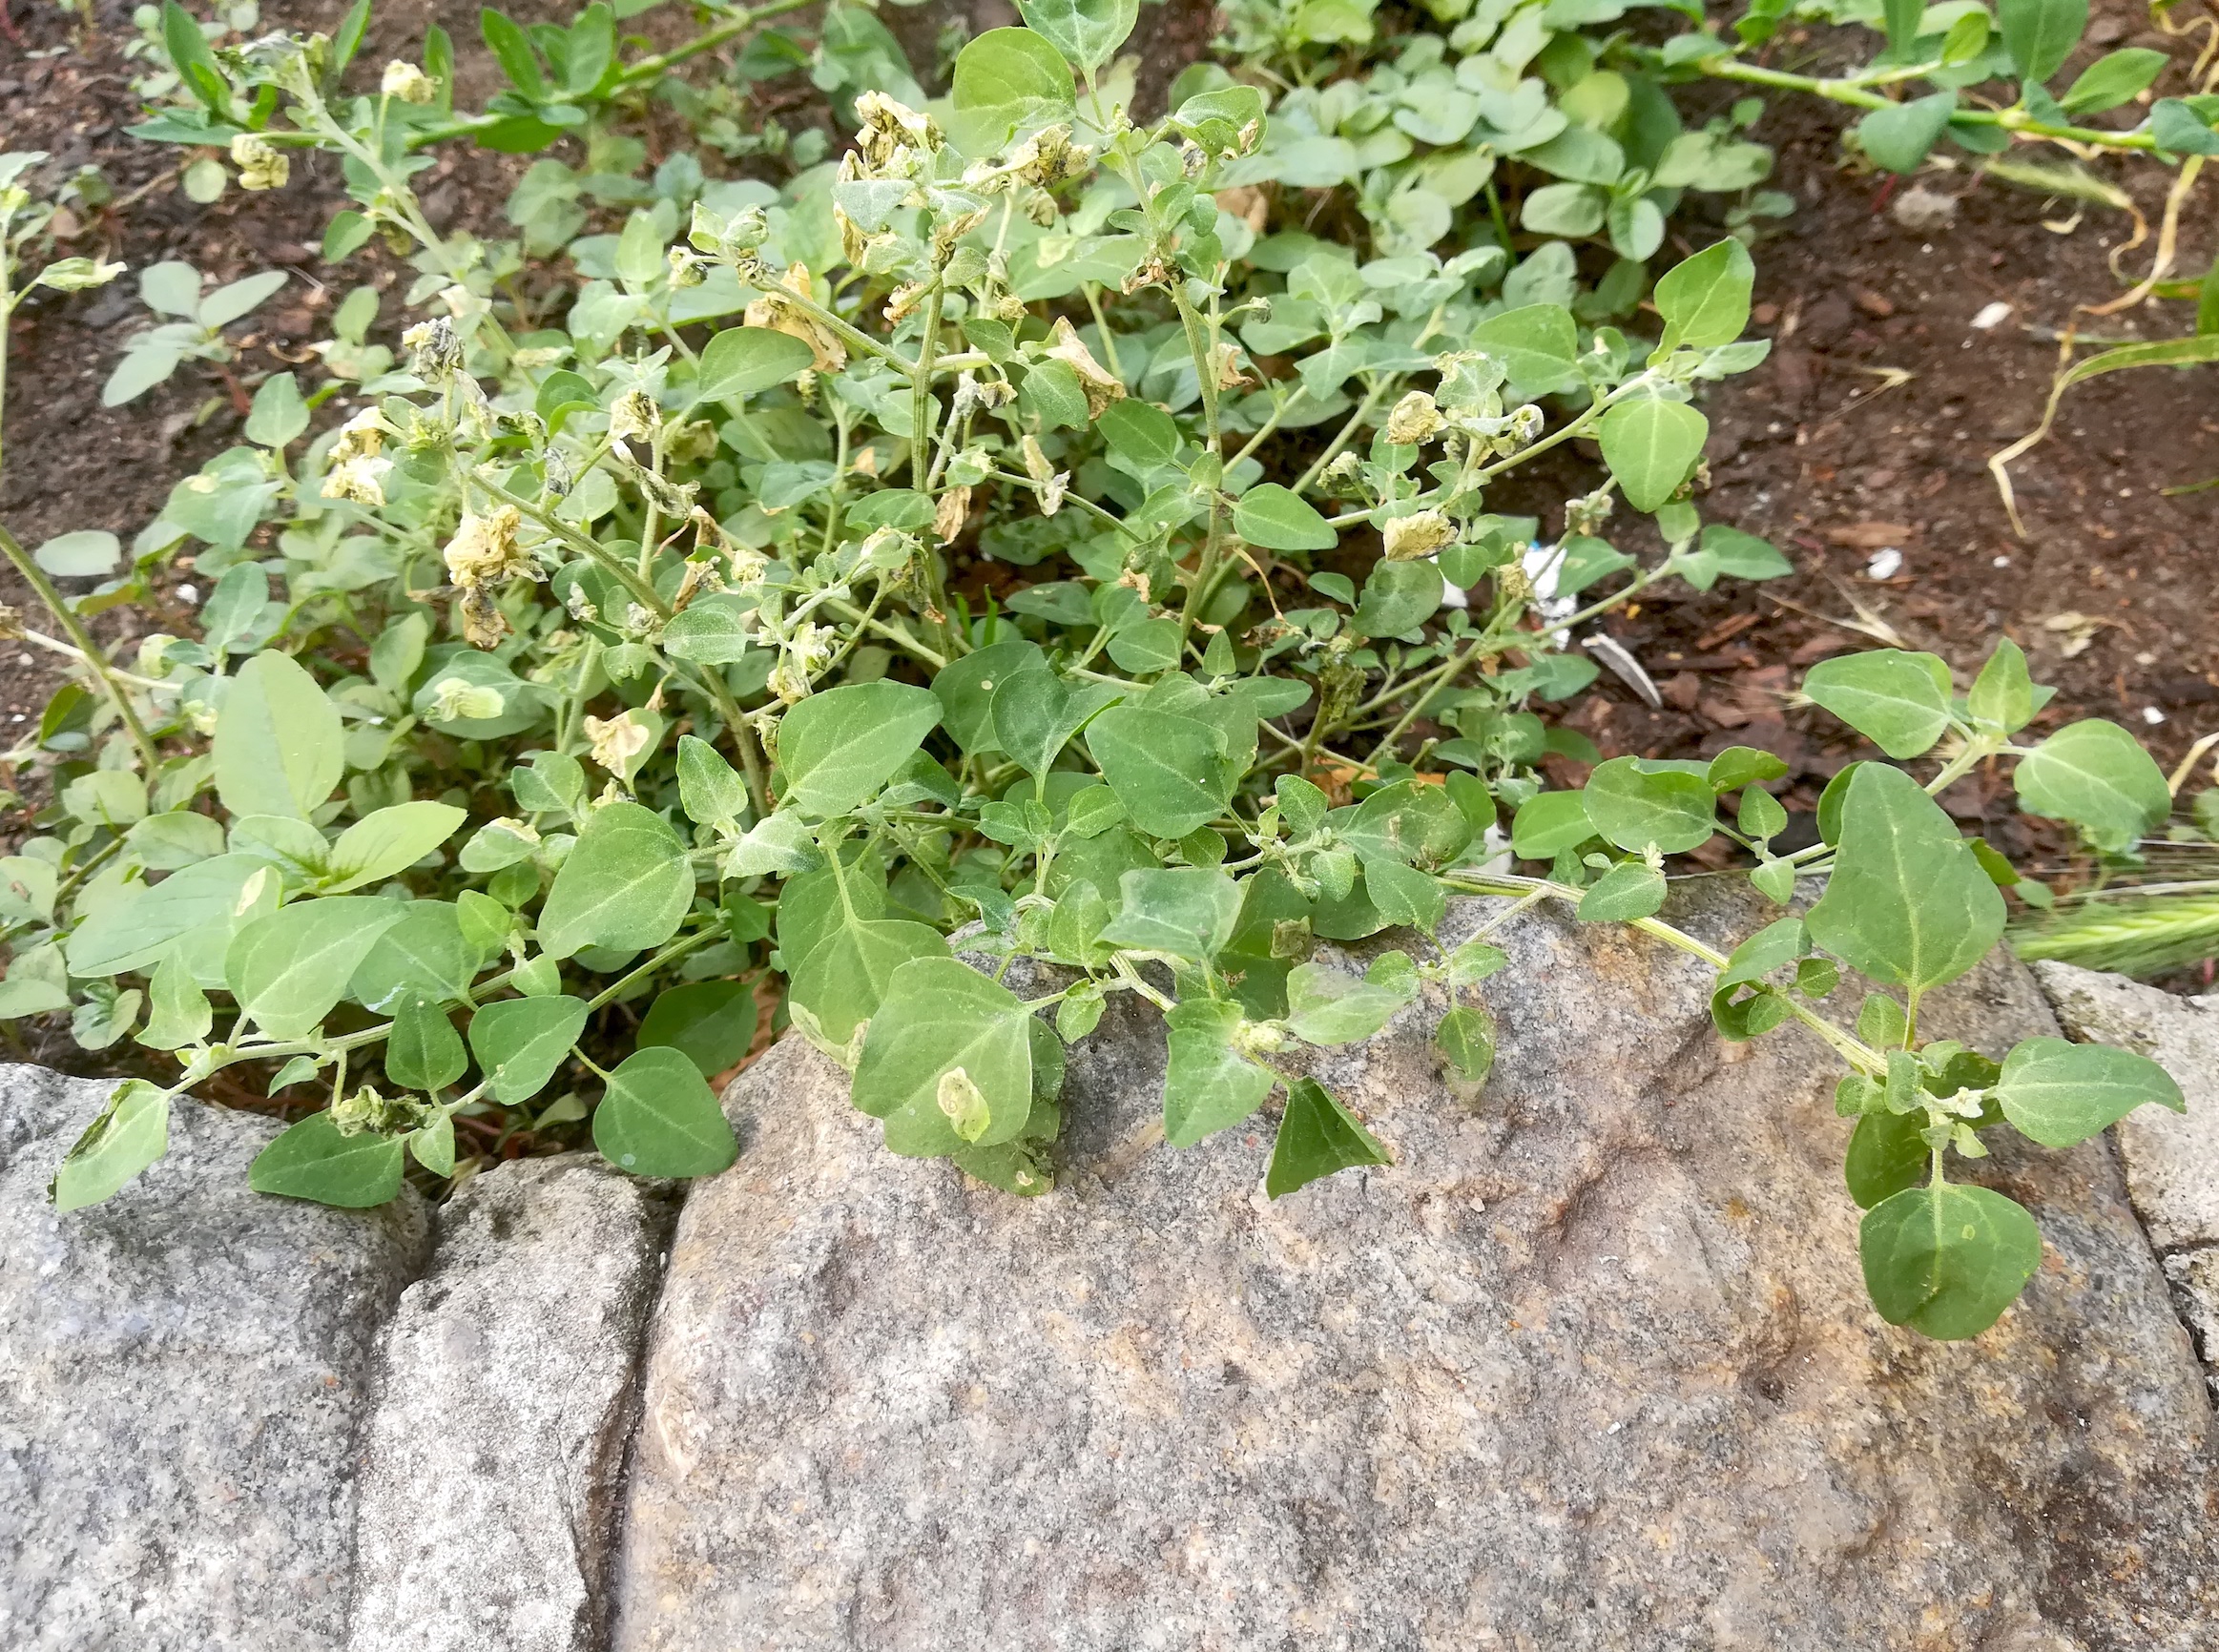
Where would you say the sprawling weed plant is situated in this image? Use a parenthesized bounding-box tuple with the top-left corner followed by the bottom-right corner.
(0, 0, 2191, 1339)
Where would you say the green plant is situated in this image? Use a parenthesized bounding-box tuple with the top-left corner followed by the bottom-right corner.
(1215, 0, 1792, 310)
(0, 0, 2189, 1343)
(100, 258, 290, 406)
(2010, 736, 2219, 977)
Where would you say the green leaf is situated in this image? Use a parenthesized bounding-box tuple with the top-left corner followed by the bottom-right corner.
(1341, 778, 1471, 868)
(1859, 1182, 2043, 1339)
(321, 801, 467, 893)
(2060, 47, 2167, 113)
(2150, 97, 2219, 155)
(1234, 483, 1337, 551)
(778, 681, 943, 816)
(1471, 303, 1581, 395)
(1857, 92, 1959, 175)
(1881, 0, 1923, 52)
(1014, 0, 1139, 72)
(410, 1114, 456, 1177)
(693, 326, 816, 403)
(638, 980, 760, 1076)
(1517, 181, 1607, 237)
(1993, 1035, 2185, 1147)
(244, 371, 308, 447)
(1162, 1000, 1275, 1147)
(51, 1081, 171, 1211)
(1708, 745, 1790, 794)
(990, 662, 1087, 777)
(658, 596, 759, 667)
(593, 1045, 739, 1176)
(1098, 399, 1182, 470)
(227, 898, 409, 1041)
(1844, 1108, 1932, 1209)
(199, 270, 286, 329)
(468, 994, 590, 1104)
(387, 995, 467, 1092)
(1283, 960, 1411, 1044)
(1698, 524, 1792, 581)
(162, 0, 232, 114)
(1099, 866, 1243, 960)
(1351, 560, 1443, 638)
(952, 26, 1075, 144)
(1653, 238, 1754, 350)
(1582, 756, 1716, 854)
(352, 900, 485, 1013)
(790, 916, 949, 1047)
(136, 950, 212, 1051)
(66, 853, 275, 980)
(1088, 707, 1235, 837)
(1998, 0, 2087, 83)
(1019, 359, 1089, 430)
(851, 958, 1035, 1156)
(34, 529, 122, 577)
(536, 801, 694, 960)
(1598, 398, 1707, 511)
(1435, 1002, 1495, 1085)
(1806, 763, 2005, 995)
(249, 1111, 406, 1208)
(1577, 859, 1667, 921)
(1266, 1077, 1390, 1198)
(565, 0, 615, 93)
(1511, 790, 1596, 858)
(1802, 650, 1955, 759)
(2012, 719, 2171, 846)
(1363, 857, 1446, 932)
(214, 651, 343, 820)
(675, 733, 749, 826)
(480, 6, 547, 96)
(932, 639, 1045, 754)
(1966, 636, 2036, 733)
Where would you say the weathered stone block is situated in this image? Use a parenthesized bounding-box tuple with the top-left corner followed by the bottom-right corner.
(346, 1155, 676, 1652)
(0, 1066, 427, 1652)
(612, 890, 2216, 1651)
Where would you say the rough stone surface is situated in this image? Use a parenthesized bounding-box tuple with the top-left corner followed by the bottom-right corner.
(2030, 960, 2219, 1250)
(0, 1064, 428, 1652)
(346, 1155, 677, 1652)
(612, 888, 2217, 1652)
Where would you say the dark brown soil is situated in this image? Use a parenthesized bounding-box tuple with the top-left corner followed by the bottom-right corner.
(3, 0, 2213, 915)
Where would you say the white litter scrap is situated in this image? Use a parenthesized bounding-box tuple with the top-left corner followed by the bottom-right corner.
(1523, 540, 1578, 636)
(1865, 547, 1903, 581)
(1971, 300, 2014, 331)
(1585, 633, 1661, 709)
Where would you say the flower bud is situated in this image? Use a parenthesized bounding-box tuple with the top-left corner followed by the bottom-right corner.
(229, 134, 290, 193)
(1385, 390, 1443, 446)
(381, 59, 435, 102)
(1382, 509, 1454, 561)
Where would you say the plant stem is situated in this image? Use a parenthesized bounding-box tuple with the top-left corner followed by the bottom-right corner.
(1442, 869, 1886, 1074)
(0, 521, 163, 771)
(586, 927, 720, 1011)
(1700, 56, 2165, 153)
